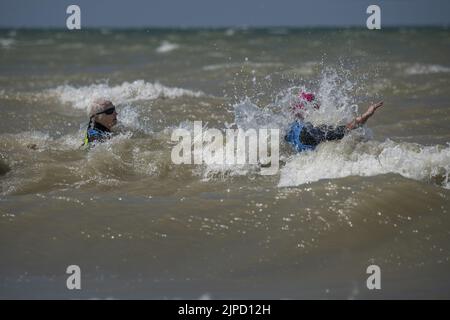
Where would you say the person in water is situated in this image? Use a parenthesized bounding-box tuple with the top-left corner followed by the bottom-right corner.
(82, 98, 118, 147)
(285, 92, 383, 152)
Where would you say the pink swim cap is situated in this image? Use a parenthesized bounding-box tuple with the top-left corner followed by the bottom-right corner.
(301, 92, 315, 102)
(292, 91, 320, 112)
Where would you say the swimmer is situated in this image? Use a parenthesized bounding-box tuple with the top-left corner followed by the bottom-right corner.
(82, 98, 118, 147)
(285, 92, 383, 152)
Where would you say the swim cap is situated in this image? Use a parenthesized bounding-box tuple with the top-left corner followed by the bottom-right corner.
(291, 91, 320, 118)
(301, 92, 315, 103)
(87, 98, 114, 118)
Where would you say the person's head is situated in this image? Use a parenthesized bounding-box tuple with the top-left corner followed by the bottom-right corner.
(291, 91, 320, 119)
(87, 98, 118, 130)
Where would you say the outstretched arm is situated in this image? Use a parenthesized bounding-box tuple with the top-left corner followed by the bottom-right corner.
(346, 101, 383, 131)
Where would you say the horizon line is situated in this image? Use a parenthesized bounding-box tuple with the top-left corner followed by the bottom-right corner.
(0, 24, 449, 30)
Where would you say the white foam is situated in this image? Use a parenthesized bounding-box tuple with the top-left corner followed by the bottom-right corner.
(233, 97, 288, 131)
(279, 139, 450, 189)
(197, 98, 287, 179)
(116, 105, 152, 133)
(224, 68, 365, 180)
(404, 63, 450, 75)
(156, 40, 179, 53)
(224, 28, 235, 36)
(0, 38, 15, 49)
(172, 120, 261, 180)
(48, 80, 204, 110)
(232, 67, 445, 188)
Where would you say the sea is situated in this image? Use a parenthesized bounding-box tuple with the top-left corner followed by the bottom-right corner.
(0, 27, 449, 298)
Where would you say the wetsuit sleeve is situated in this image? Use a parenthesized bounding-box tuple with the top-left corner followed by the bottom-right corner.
(323, 125, 346, 141)
(301, 124, 347, 145)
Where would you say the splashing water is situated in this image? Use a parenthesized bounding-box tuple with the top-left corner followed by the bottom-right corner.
(231, 68, 450, 189)
(309, 67, 358, 125)
(116, 105, 153, 134)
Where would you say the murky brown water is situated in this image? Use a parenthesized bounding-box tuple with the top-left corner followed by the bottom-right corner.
(1, 28, 449, 298)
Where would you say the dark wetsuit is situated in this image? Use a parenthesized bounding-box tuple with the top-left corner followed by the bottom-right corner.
(285, 121, 347, 152)
(82, 122, 112, 147)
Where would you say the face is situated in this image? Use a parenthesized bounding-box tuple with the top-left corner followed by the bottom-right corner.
(96, 106, 118, 130)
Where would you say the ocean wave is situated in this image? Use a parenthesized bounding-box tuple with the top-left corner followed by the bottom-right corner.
(0, 38, 15, 49)
(47, 80, 204, 110)
(202, 61, 283, 71)
(156, 40, 179, 53)
(403, 63, 450, 75)
(224, 28, 235, 36)
(268, 28, 289, 35)
(283, 62, 320, 76)
(0, 130, 190, 195)
(279, 139, 450, 189)
(239, 67, 450, 189)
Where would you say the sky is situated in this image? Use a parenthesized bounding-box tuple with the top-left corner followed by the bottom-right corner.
(0, 0, 449, 28)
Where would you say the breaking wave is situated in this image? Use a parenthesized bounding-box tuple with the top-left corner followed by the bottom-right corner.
(0, 38, 15, 49)
(47, 80, 204, 110)
(279, 139, 450, 189)
(2, 66, 449, 194)
(156, 40, 179, 53)
(403, 63, 450, 75)
(232, 68, 450, 189)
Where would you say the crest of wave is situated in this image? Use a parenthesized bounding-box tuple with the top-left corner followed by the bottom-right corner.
(156, 40, 179, 53)
(48, 80, 204, 110)
(279, 139, 450, 189)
